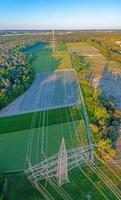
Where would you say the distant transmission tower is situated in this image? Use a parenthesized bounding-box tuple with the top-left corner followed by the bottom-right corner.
(52, 28, 56, 53)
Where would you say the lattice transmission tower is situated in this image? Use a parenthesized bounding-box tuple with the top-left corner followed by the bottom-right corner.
(52, 28, 56, 53)
(57, 138, 69, 186)
(25, 138, 94, 188)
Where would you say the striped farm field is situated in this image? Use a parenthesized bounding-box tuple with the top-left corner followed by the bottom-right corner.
(0, 70, 81, 117)
(0, 120, 86, 173)
(0, 105, 82, 134)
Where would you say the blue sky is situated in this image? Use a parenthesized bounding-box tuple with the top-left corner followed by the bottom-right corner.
(0, 0, 121, 29)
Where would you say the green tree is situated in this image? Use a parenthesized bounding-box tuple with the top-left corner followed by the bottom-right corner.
(95, 139, 116, 162)
(0, 92, 9, 109)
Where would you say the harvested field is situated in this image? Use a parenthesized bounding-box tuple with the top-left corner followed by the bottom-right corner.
(0, 70, 81, 116)
(68, 43, 112, 77)
(98, 72, 121, 109)
(68, 43, 121, 109)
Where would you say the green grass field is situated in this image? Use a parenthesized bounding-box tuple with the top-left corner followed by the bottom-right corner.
(7, 166, 120, 200)
(0, 106, 82, 134)
(26, 43, 72, 73)
(0, 120, 86, 173)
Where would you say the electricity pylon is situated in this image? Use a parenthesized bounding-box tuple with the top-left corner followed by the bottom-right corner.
(25, 142, 94, 186)
(52, 29, 56, 53)
(57, 138, 69, 186)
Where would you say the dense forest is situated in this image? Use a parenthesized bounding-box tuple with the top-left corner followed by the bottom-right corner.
(0, 35, 45, 110)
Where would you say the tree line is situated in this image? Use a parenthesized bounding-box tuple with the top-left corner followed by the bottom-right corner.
(73, 53, 121, 161)
(0, 43, 38, 110)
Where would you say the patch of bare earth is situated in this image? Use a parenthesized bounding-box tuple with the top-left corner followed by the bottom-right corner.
(70, 44, 121, 109)
(69, 43, 121, 161)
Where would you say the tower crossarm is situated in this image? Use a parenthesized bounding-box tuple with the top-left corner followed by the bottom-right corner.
(25, 144, 94, 183)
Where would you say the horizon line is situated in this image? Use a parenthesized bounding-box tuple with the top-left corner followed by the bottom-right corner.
(1, 28, 121, 31)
